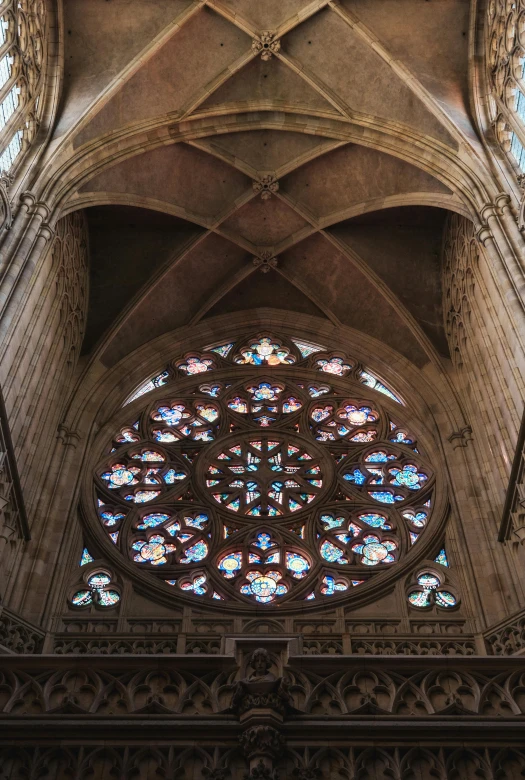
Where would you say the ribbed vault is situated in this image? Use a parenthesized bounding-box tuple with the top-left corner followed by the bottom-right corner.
(47, 0, 483, 372)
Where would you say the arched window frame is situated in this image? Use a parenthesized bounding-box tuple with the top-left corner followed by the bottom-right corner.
(486, 0, 525, 177)
(0, 0, 47, 177)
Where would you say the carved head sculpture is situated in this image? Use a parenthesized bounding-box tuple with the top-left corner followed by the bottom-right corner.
(249, 647, 274, 680)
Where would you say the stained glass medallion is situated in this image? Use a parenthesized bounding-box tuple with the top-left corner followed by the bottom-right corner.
(202, 435, 327, 517)
(234, 336, 295, 366)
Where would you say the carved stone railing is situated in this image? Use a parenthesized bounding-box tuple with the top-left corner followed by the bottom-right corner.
(483, 607, 525, 656)
(0, 605, 45, 654)
(52, 630, 479, 657)
(0, 651, 524, 721)
(1, 639, 525, 776)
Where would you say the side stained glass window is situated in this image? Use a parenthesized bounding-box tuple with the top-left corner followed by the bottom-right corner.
(90, 333, 441, 608)
(0, 0, 47, 174)
(486, 0, 525, 175)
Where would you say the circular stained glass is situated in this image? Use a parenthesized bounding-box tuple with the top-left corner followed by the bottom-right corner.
(110, 468, 134, 487)
(98, 589, 121, 606)
(408, 590, 431, 607)
(92, 345, 438, 608)
(72, 589, 92, 607)
(88, 572, 111, 588)
(435, 590, 457, 607)
(393, 467, 420, 488)
(363, 541, 389, 562)
(140, 542, 166, 563)
(345, 409, 367, 425)
(418, 573, 440, 589)
(287, 553, 309, 575)
(251, 575, 277, 598)
(222, 555, 241, 573)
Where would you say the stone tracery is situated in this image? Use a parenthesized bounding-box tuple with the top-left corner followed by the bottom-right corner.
(0, 0, 47, 174)
(486, 0, 525, 174)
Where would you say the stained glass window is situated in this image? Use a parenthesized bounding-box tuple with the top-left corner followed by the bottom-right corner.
(125, 370, 169, 406)
(90, 332, 437, 606)
(359, 371, 403, 404)
(408, 570, 457, 609)
(486, 1, 525, 177)
(71, 569, 120, 609)
(0, 1, 47, 175)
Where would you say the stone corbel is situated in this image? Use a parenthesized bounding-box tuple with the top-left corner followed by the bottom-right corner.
(448, 426, 473, 449)
(19, 193, 50, 223)
(494, 191, 515, 217)
(57, 424, 81, 449)
(474, 220, 493, 247)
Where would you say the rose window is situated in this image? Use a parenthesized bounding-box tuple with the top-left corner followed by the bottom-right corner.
(87, 332, 441, 607)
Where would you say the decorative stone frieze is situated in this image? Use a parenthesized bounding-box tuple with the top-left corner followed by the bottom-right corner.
(2, 745, 525, 778)
(0, 606, 44, 654)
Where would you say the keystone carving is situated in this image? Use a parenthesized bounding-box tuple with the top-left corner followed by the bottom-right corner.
(253, 252, 278, 274)
(240, 725, 285, 760)
(252, 32, 281, 61)
(252, 175, 279, 200)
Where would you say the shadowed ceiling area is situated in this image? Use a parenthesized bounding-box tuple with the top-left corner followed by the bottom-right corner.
(57, 0, 476, 369)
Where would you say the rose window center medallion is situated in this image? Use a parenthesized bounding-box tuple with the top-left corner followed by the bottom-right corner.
(202, 435, 327, 517)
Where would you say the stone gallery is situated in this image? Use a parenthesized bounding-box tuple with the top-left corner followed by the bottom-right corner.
(0, 0, 524, 777)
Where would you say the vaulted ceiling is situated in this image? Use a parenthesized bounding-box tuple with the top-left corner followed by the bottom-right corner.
(52, 0, 476, 370)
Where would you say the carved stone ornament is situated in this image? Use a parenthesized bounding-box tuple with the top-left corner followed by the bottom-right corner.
(231, 648, 292, 716)
(252, 32, 281, 61)
(253, 175, 279, 200)
(292, 769, 322, 780)
(0, 173, 13, 232)
(517, 186, 525, 234)
(447, 426, 473, 449)
(244, 759, 279, 780)
(253, 252, 278, 274)
(240, 725, 285, 760)
(203, 768, 229, 780)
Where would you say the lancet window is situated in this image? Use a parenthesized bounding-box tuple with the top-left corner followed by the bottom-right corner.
(0, 0, 46, 174)
(487, 0, 525, 173)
